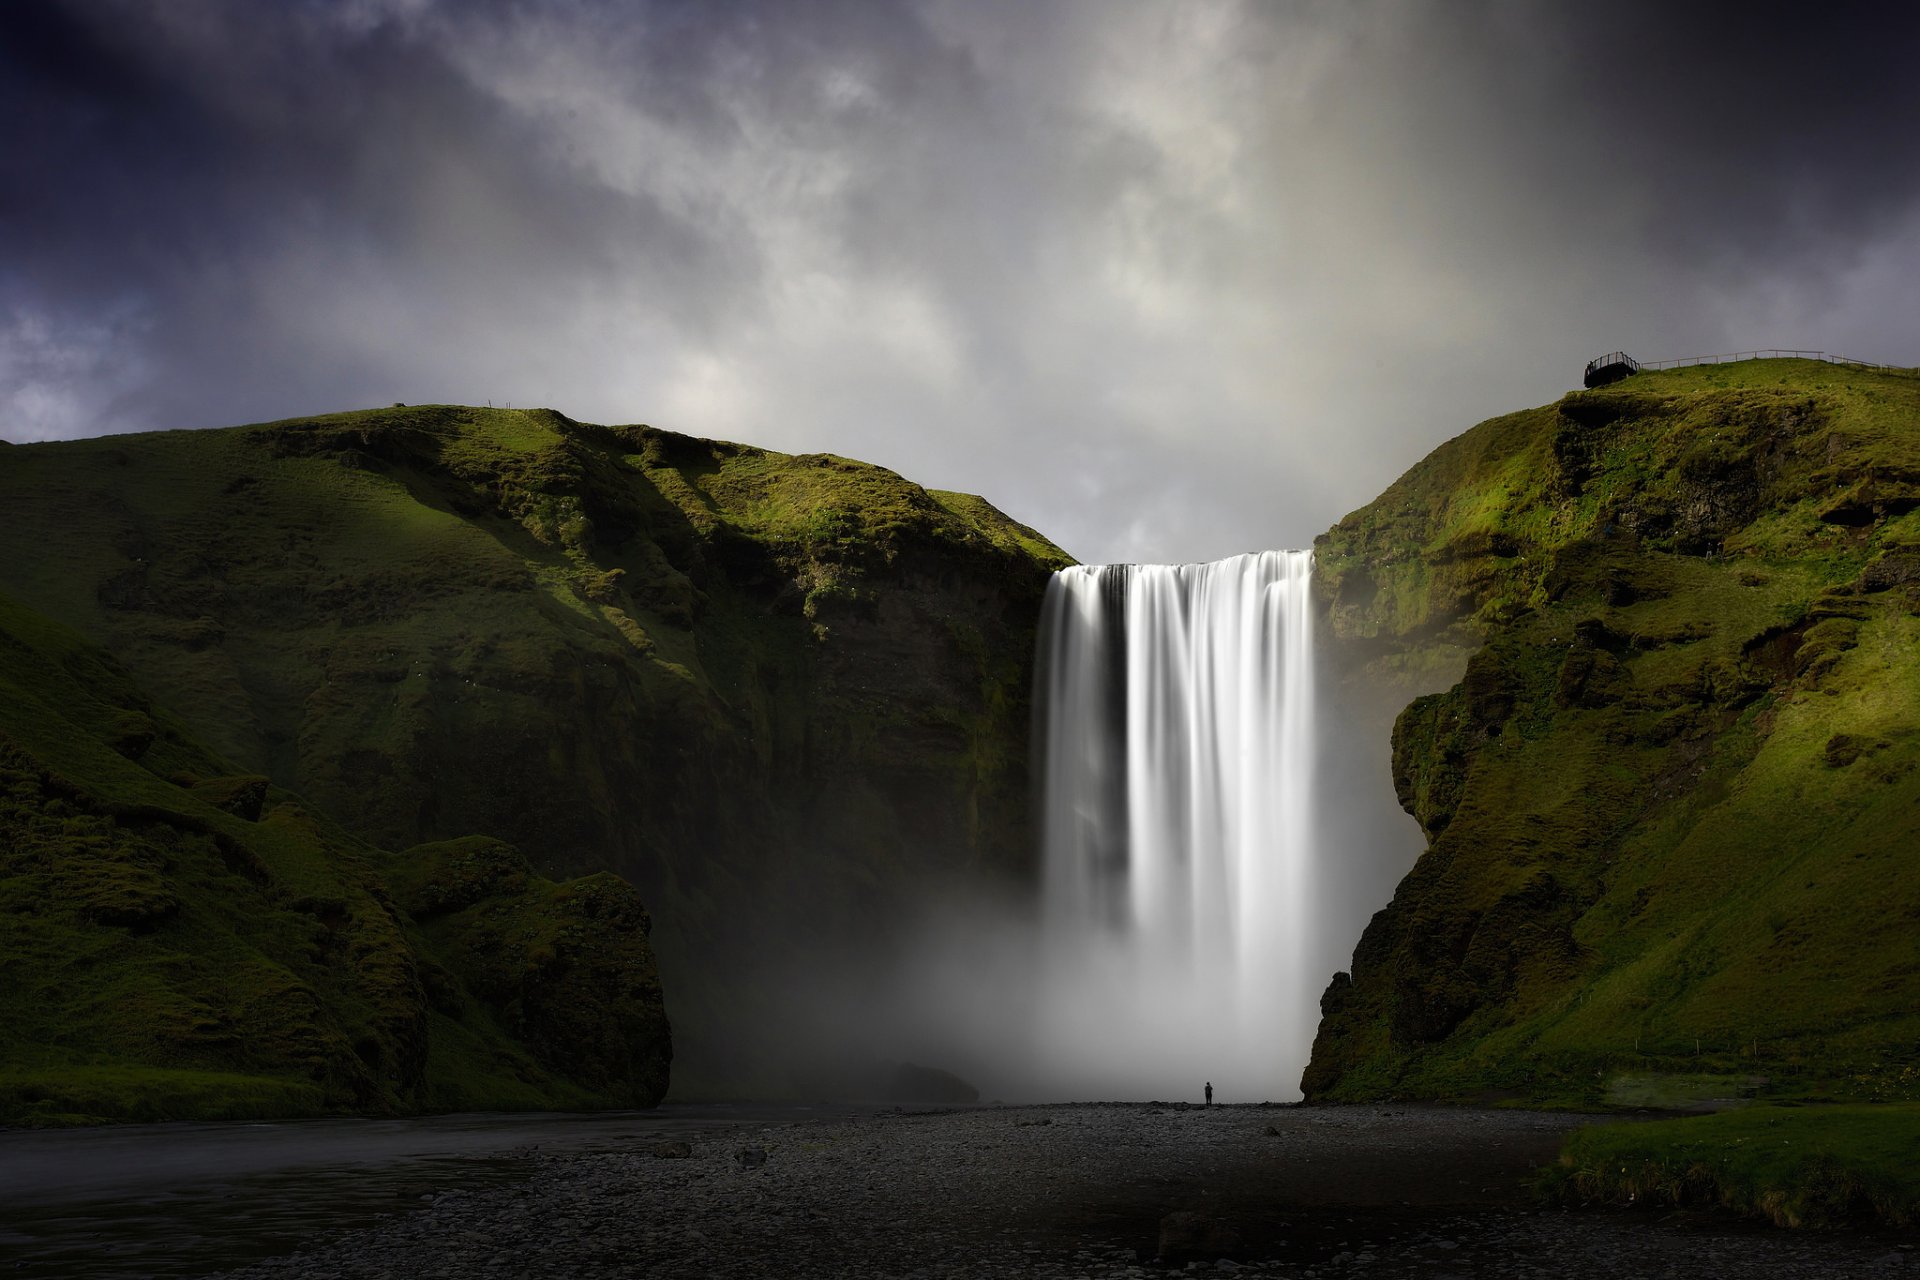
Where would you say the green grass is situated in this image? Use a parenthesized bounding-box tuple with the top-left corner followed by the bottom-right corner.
(0, 1066, 329, 1127)
(1546, 1104, 1920, 1227)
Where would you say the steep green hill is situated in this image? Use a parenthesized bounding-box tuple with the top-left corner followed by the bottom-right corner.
(1303, 358, 1920, 1107)
(0, 406, 1068, 1094)
(0, 590, 668, 1124)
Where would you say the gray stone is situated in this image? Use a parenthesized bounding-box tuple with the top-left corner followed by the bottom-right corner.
(1158, 1211, 1241, 1265)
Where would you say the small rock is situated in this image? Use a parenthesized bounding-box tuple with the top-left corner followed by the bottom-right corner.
(653, 1141, 693, 1159)
(1158, 1211, 1241, 1265)
(1262, 1124, 1281, 1137)
(733, 1146, 767, 1169)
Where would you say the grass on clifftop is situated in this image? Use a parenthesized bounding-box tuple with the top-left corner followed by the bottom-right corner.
(1547, 1104, 1920, 1228)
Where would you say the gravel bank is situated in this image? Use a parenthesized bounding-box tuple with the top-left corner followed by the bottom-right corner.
(215, 1104, 1918, 1279)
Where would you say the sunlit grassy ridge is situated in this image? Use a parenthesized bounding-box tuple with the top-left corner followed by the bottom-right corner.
(0, 405, 1068, 1097)
(1306, 359, 1920, 1109)
(0, 591, 666, 1125)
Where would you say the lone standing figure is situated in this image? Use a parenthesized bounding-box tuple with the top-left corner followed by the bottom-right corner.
(1204, 1081, 1213, 1107)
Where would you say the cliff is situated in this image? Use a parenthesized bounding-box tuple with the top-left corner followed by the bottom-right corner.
(0, 405, 1068, 1096)
(1304, 358, 1920, 1107)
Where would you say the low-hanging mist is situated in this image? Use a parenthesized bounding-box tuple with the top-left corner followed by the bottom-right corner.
(1031, 551, 1322, 1100)
(739, 549, 1425, 1105)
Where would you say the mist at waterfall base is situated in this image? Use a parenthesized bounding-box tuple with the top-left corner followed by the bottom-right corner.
(729, 550, 1422, 1104)
(1029, 551, 1323, 1100)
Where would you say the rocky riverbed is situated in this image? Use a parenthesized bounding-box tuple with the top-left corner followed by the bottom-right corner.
(205, 1103, 1918, 1279)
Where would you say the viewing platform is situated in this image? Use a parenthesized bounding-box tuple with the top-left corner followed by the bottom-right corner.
(1582, 348, 1910, 389)
(1581, 351, 1642, 388)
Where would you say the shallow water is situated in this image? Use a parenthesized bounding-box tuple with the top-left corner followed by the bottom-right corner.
(0, 1104, 849, 1278)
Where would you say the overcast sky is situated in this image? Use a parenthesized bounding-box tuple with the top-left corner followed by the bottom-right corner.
(4, 0, 1917, 564)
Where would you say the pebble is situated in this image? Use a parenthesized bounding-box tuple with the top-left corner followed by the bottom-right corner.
(207, 1104, 1919, 1280)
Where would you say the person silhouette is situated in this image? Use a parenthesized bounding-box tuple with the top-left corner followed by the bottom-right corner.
(1204, 1081, 1213, 1107)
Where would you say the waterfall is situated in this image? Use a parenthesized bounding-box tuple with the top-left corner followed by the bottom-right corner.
(1034, 550, 1320, 1100)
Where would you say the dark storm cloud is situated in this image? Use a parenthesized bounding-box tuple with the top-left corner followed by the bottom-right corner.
(3, 0, 1917, 562)
(1546, 0, 1920, 260)
(0, 0, 745, 430)
(1374, 0, 1920, 268)
(0, 2, 699, 289)
(1, 2, 226, 298)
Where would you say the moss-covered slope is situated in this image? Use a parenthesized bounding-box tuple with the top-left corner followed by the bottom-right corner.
(1305, 358, 1920, 1107)
(0, 406, 1068, 1092)
(0, 591, 667, 1125)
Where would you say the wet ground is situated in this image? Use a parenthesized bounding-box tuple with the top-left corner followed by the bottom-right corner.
(0, 1105, 850, 1278)
(7, 1103, 1918, 1279)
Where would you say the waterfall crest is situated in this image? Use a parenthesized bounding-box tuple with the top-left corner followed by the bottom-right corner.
(1035, 550, 1320, 1100)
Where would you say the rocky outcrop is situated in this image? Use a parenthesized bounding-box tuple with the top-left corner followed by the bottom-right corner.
(1305, 359, 1920, 1106)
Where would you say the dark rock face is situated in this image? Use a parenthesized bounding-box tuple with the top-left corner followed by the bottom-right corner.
(1306, 360, 1920, 1106)
(0, 405, 1070, 1094)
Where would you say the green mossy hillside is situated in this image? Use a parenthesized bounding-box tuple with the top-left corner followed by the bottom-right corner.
(1305, 359, 1920, 1107)
(385, 837, 670, 1105)
(1547, 1104, 1920, 1227)
(0, 591, 668, 1125)
(0, 406, 1068, 1093)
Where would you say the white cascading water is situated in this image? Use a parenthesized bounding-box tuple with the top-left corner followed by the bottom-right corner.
(1034, 550, 1319, 1100)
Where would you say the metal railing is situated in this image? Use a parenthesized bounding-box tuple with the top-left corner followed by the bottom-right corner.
(1583, 351, 1642, 380)
(1581, 348, 1918, 386)
(1638, 348, 1914, 374)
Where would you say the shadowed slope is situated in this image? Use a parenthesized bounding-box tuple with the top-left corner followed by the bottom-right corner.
(0, 405, 1068, 1094)
(0, 591, 667, 1124)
